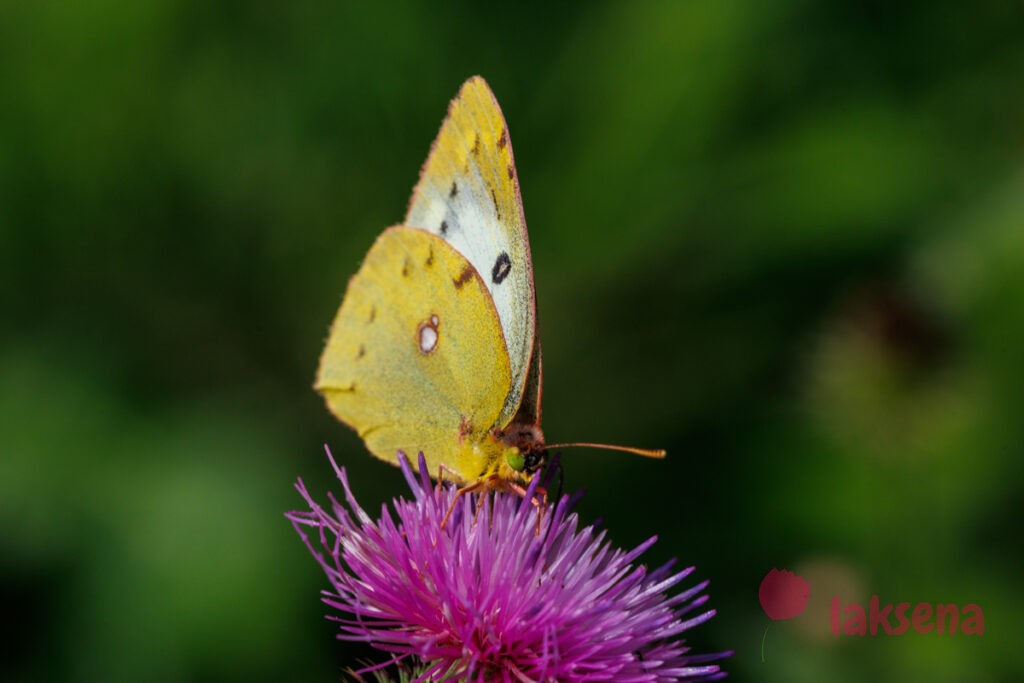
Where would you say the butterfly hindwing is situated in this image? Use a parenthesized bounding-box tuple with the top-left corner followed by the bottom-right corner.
(315, 226, 512, 482)
(405, 76, 537, 430)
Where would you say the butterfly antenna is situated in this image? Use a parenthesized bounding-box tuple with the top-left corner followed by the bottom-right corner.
(543, 442, 667, 459)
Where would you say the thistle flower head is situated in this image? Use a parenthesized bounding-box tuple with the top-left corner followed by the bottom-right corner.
(288, 450, 729, 682)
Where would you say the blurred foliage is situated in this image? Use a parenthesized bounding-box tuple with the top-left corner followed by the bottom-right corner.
(2, 1, 1023, 681)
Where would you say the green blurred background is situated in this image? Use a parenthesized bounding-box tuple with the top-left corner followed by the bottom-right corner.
(2, 1, 1022, 681)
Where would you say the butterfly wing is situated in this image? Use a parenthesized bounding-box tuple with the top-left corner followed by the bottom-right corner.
(405, 76, 537, 430)
(511, 334, 543, 427)
(315, 226, 512, 482)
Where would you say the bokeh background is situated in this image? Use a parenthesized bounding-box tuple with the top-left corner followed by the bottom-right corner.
(3, 1, 1022, 681)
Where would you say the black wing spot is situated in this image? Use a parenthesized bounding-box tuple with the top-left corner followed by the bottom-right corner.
(401, 257, 410, 277)
(440, 220, 448, 235)
(492, 252, 511, 285)
(449, 181, 458, 198)
(472, 133, 481, 156)
(356, 345, 365, 359)
(490, 189, 500, 219)
(507, 164, 514, 180)
(425, 247, 434, 267)
(497, 126, 507, 150)
(368, 306, 376, 323)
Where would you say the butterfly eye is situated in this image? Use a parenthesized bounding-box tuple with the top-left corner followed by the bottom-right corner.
(506, 448, 525, 472)
(523, 450, 545, 473)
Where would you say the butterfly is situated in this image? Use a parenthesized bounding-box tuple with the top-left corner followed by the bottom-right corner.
(315, 76, 663, 496)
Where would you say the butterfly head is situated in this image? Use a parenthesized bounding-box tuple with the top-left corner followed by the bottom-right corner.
(494, 423, 546, 481)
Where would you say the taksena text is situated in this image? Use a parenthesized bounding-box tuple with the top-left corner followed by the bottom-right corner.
(831, 596, 984, 636)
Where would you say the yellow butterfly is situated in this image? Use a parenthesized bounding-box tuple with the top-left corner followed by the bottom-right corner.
(316, 76, 663, 495)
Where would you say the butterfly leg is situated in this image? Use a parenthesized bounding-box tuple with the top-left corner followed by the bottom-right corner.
(439, 480, 486, 531)
(473, 488, 489, 528)
(435, 463, 463, 496)
(507, 482, 548, 534)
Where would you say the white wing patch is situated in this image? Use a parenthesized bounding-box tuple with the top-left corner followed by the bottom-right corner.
(405, 77, 536, 429)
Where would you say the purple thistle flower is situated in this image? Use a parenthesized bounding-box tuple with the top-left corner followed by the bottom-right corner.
(288, 449, 729, 682)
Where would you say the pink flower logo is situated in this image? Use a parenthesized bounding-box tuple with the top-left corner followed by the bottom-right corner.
(759, 568, 811, 620)
(759, 568, 811, 662)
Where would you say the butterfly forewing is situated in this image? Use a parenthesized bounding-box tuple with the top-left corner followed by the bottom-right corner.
(405, 76, 537, 430)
